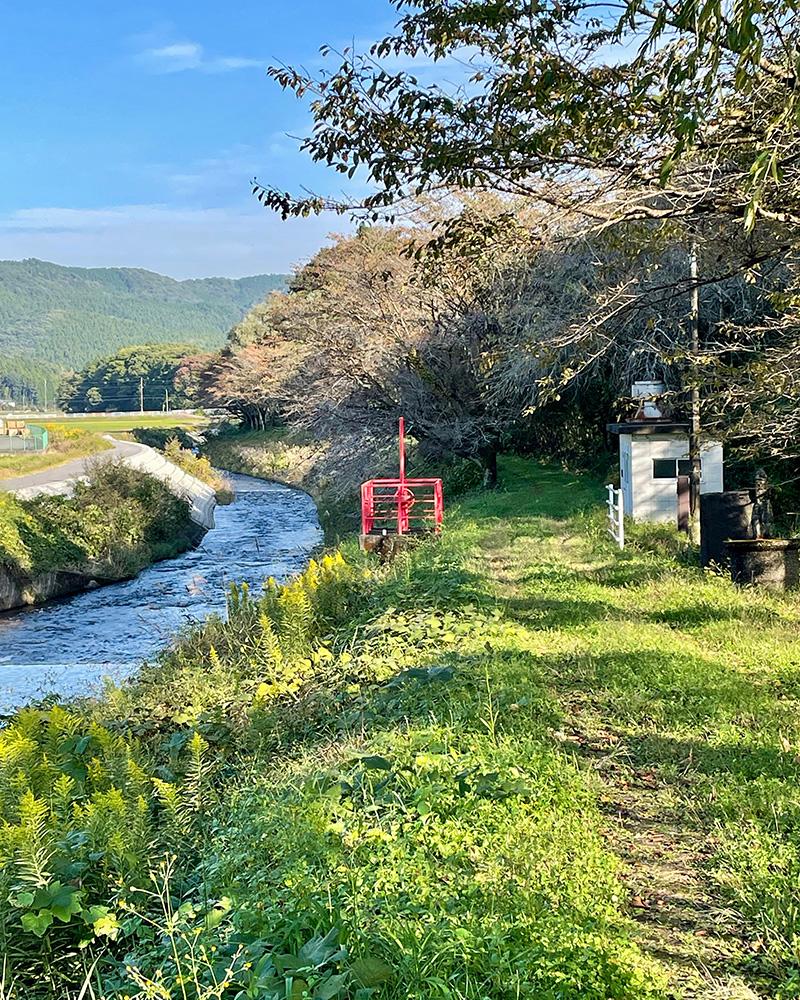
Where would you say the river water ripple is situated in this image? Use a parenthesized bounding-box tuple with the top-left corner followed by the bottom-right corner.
(0, 474, 322, 711)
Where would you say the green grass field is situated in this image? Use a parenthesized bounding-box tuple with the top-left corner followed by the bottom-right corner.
(4, 457, 800, 999)
(0, 414, 208, 480)
(49, 412, 208, 434)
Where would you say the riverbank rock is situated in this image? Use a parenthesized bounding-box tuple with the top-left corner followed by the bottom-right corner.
(0, 564, 108, 611)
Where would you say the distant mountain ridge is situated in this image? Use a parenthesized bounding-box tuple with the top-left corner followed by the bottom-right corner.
(0, 258, 288, 373)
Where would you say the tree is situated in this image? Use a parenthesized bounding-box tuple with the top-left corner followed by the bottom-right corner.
(255, 0, 800, 524)
(196, 341, 301, 430)
(202, 197, 799, 497)
(199, 223, 532, 483)
(258, 0, 800, 235)
(57, 344, 201, 413)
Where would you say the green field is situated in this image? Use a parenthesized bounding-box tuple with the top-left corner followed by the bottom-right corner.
(47, 412, 209, 434)
(0, 414, 207, 480)
(4, 458, 800, 998)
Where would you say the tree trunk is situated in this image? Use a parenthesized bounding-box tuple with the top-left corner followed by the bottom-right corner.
(480, 445, 499, 488)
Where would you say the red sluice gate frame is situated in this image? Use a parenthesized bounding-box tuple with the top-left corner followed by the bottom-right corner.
(361, 419, 443, 536)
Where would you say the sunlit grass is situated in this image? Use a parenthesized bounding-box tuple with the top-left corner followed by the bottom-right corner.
(5, 454, 800, 998)
(0, 426, 112, 480)
(52, 412, 208, 433)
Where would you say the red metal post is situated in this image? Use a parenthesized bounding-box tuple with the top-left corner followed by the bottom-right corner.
(361, 481, 374, 535)
(360, 417, 444, 540)
(397, 417, 406, 534)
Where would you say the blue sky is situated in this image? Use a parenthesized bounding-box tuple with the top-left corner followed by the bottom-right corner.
(0, 0, 402, 278)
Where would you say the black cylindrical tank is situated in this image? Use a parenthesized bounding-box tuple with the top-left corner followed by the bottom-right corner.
(700, 490, 753, 567)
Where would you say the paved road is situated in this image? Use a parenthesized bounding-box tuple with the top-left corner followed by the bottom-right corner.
(0, 438, 148, 492)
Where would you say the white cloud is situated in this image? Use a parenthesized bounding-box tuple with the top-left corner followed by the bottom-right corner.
(138, 42, 203, 72)
(153, 144, 266, 197)
(0, 205, 350, 279)
(207, 56, 265, 73)
(135, 39, 265, 74)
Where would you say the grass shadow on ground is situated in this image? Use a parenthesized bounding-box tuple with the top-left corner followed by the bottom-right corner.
(585, 557, 696, 588)
(501, 595, 624, 628)
(369, 647, 563, 738)
(537, 646, 769, 731)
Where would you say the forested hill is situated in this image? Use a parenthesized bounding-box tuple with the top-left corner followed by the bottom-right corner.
(0, 258, 288, 370)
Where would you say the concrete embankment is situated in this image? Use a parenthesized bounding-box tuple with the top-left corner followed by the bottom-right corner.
(110, 437, 216, 531)
(0, 439, 218, 610)
(9, 437, 217, 531)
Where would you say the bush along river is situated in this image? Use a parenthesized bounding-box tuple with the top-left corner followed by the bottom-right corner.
(0, 473, 322, 711)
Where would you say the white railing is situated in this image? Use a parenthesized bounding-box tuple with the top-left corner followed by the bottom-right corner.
(606, 484, 625, 550)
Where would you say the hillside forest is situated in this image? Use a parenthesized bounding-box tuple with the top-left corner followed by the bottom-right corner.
(0, 260, 287, 405)
(57, 344, 209, 413)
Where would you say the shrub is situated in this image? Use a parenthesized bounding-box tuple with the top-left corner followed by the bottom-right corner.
(124, 552, 371, 727)
(0, 460, 195, 578)
(43, 423, 107, 456)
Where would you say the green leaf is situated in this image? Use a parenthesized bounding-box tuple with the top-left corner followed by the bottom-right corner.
(92, 911, 121, 939)
(315, 973, 349, 999)
(49, 882, 83, 922)
(351, 956, 393, 987)
(205, 897, 232, 930)
(359, 755, 392, 770)
(21, 910, 54, 936)
(293, 928, 346, 969)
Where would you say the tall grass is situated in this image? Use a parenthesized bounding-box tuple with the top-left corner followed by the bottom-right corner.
(5, 457, 800, 997)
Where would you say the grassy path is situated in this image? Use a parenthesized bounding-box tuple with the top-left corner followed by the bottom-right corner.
(453, 461, 800, 997)
(7, 457, 800, 999)
(470, 521, 748, 996)
(191, 458, 800, 1000)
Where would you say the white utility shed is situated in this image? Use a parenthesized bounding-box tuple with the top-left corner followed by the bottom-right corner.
(613, 428, 723, 522)
(608, 382, 724, 524)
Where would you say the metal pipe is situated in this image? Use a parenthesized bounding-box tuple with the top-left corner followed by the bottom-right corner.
(689, 239, 701, 545)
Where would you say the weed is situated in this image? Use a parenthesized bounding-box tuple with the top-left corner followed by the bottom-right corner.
(9, 456, 800, 998)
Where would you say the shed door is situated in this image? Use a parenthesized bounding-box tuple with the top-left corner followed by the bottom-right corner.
(621, 447, 632, 515)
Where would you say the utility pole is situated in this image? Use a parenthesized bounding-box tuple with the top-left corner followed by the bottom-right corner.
(43, 378, 47, 412)
(689, 239, 702, 546)
(139, 377, 144, 414)
(164, 387, 170, 413)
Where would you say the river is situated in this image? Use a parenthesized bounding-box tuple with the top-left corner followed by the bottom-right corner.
(0, 473, 322, 711)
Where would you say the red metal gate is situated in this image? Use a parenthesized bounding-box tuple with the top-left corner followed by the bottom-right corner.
(361, 419, 443, 536)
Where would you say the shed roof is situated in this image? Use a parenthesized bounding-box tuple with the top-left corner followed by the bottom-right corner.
(606, 421, 690, 435)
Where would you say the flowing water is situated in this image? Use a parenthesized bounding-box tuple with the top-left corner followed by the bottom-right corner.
(0, 474, 322, 711)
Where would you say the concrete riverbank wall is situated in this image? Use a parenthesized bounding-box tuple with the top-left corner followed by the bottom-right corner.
(113, 439, 217, 531)
(0, 439, 218, 610)
(11, 437, 217, 531)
